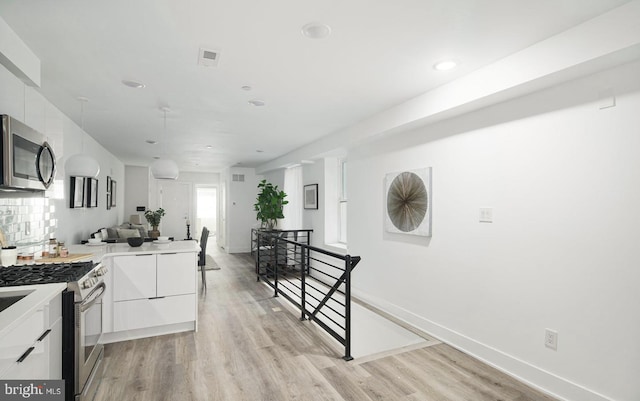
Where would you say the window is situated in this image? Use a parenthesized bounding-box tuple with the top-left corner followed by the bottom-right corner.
(283, 166, 303, 229)
(323, 156, 347, 249)
(338, 159, 347, 244)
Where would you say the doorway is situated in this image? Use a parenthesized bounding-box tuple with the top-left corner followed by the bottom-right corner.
(196, 186, 217, 247)
(157, 181, 192, 239)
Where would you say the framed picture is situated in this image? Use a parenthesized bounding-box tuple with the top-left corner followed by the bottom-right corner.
(384, 167, 432, 237)
(106, 193, 111, 210)
(304, 184, 318, 209)
(85, 178, 99, 208)
(106, 176, 112, 193)
(70, 176, 84, 208)
(110, 180, 117, 207)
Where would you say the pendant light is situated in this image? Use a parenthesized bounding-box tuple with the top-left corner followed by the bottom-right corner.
(65, 97, 100, 178)
(150, 107, 179, 180)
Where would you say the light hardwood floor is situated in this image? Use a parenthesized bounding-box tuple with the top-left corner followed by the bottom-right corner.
(94, 248, 558, 401)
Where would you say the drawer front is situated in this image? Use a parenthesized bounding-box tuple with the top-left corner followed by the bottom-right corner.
(113, 294, 196, 332)
(0, 310, 44, 377)
(113, 254, 156, 301)
(157, 253, 196, 297)
(1, 339, 47, 379)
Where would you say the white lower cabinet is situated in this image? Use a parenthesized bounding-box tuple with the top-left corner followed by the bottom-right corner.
(113, 294, 195, 332)
(0, 293, 62, 379)
(111, 252, 196, 333)
(113, 254, 156, 301)
(157, 253, 196, 296)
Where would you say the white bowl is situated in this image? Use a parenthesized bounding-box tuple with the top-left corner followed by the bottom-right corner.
(157, 236, 169, 241)
(88, 238, 102, 244)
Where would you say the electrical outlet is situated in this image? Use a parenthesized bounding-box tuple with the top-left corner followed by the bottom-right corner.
(545, 329, 558, 350)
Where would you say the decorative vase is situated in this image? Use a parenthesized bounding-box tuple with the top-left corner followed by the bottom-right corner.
(262, 220, 278, 231)
(149, 227, 160, 239)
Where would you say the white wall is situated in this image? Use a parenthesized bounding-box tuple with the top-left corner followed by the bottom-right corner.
(124, 165, 150, 220)
(302, 159, 326, 248)
(348, 61, 640, 401)
(132, 168, 220, 234)
(221, 167, 261, 253)
(0, 59, 124, 246)
(55, 114, 124, 243)
(262, 170, 284, 189)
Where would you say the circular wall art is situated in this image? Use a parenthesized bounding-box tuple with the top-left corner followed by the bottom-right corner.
(384, 168, 432, 236)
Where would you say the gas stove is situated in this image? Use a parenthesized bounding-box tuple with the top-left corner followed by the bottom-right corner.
(0, 261, 108, 302)
(0, 261, 96, 285)
(0, 260, 108, 401)
(0, 261, 97, 287)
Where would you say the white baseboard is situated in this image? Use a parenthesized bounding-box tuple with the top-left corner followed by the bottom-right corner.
(351, 287, 613, 401)
(102, 322, 195, 344)
(226, 246, 251, 254)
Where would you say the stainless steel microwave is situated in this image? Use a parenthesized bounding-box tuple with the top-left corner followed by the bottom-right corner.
(1, 115, 56, 191)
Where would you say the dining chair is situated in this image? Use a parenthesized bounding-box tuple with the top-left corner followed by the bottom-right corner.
(198, 227, 209, 290)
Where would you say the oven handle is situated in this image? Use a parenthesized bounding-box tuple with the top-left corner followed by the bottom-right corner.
(80, 282, 106, 312)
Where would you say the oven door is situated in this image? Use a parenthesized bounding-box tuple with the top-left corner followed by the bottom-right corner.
(76, 282, 105, 396)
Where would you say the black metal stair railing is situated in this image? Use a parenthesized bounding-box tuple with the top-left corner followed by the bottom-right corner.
(252, 229, 361, 361)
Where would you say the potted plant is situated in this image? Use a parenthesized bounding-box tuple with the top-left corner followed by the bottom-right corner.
(254, 180, 288, 230)
(144, 208, 165, 239)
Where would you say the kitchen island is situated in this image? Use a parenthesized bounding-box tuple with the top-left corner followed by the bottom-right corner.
(70, 240, 200, 344)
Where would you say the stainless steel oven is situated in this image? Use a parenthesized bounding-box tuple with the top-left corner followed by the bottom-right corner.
(0, 261, 105, 401)
(1, 114, 56, 191)
(77, 282, 105, 401)
(64, 262, 108, 401)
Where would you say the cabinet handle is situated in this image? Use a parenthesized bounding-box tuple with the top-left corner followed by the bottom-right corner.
(159, 253, 177, 255)
(149, 296, 166, 300)
(37, 329, 52, 342)
(17, 347, 35, 363)
(135, 254, 153, 256)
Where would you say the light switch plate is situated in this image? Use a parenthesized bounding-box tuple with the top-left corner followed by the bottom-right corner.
(479, 208, 493, 223)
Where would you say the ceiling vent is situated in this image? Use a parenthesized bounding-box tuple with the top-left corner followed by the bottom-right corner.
(198, 48, 220, 67)
(232, 174, 245, 182)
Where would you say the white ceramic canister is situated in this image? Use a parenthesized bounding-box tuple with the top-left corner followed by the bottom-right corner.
(1, 246, 18, 266)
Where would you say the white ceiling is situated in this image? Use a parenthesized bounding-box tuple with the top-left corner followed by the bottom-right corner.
(0, 0, 631, 172)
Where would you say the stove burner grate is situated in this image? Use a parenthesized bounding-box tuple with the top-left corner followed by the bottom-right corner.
(0, 261, 96, 287)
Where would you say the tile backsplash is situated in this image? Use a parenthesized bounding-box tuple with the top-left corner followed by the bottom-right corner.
(0, 196, 56, 255)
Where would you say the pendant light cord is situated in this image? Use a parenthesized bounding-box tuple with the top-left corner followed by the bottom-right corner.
(162, 107, 169, 157)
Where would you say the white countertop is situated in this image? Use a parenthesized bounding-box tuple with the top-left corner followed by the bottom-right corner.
(68, 239, 200, 263)
(0, 282, 67, 339)
(0, 240, 199, 338)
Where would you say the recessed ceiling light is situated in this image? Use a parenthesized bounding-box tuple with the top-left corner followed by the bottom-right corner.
(122, 79, 146, 89)
(302, 22, 331, 39)
(146, 140, 158, 145)
(241, 85, 252, 91)
(433, 60, 458, 71)
(248, 99, 266, 107)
